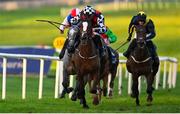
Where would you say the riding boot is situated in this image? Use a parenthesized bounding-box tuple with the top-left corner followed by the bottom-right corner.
(67, 39, 75, 57)
(111, 52, 117, 64)
(108, 47, 116, 64)
(146, 41, 159, 71)
(123, 39, 137, 58)
(99, 46, 105, 58)
(59, 39, 68, 59)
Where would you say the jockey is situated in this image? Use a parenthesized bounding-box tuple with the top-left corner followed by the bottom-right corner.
(101, 26, 117, 45)
(59, 8, 81, 59)
(58, 8, 81, 98)
(101, 26, 117, 63)
(123, 11, 159, 63)
(79, 5, 107, 57)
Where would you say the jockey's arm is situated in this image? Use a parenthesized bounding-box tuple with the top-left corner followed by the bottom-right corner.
(146, 20, 156, 41)
(128, 16, 136, 35)
(96, 14, 107, 33)
(59, 15, 71, 32)
(105, 28, 117, 43)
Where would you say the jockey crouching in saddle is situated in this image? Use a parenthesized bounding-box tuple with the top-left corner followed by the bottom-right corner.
(123, 11, 159, 67)
(59, 6, 117, 64)
(58, 6, 117, 98)
(79, 6, 117, 64)
(58, 8, 81, 98)
(100, 26, 117, 64)
(59, 8, 81, 59)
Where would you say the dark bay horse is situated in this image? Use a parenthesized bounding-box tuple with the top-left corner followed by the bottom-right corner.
(71, 16, 101, 108)
(126, 25, 159, 106)
(106, 47, 119, 97)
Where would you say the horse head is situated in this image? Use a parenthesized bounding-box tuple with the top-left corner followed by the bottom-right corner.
(79, 14, 94, 44)
(135, 25, 147, 48)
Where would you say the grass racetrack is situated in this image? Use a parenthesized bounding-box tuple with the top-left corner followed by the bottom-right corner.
(0, 5, 180, 113)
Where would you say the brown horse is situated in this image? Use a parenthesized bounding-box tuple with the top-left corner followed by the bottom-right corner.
(106, 47, 119, 97)
(90, 46, 119, 98)
(71, 16, 101, 108)
(126, 25, 159, 106)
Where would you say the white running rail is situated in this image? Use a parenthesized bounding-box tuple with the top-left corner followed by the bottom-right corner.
(0, 52, 178, 99)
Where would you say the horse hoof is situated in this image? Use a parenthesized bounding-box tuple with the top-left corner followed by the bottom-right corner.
(59, 94, 65, 99)
(71, 95, 77, 101)
(131, 94, 136, 98)
(147, 96, 153, 102)
(107, 95, 113, 99)
(67, 87, 74, 93)
(83, 105, 89, 109)
(108, 92, 113, 98)
(93, 96, 99, 105)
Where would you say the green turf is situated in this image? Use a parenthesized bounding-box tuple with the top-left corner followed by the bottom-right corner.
(0, 5, 180, 112)
(0, 71, 179, 113)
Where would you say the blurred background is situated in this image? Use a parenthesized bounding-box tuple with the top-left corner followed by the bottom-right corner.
(0, 0, 180, 112)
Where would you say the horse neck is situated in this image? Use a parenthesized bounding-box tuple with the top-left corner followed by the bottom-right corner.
(133, 46, 150, 61)
(78, 38, 97, 56)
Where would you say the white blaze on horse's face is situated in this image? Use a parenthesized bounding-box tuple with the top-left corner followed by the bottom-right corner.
(82, 22, 88, 32)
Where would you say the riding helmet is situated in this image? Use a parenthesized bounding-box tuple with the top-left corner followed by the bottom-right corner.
(137, 11, 147, 22)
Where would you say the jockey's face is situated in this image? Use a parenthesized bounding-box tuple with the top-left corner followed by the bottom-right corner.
(138, 21, 145, 25)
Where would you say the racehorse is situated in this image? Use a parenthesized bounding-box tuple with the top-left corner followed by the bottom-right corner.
(71, 15, 101, 108)
(126, 25, 159, 106)
(106, 47, 119, 97)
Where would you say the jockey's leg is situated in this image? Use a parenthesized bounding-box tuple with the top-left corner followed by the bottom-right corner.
(123, 39, 137, 58)
(107, 46, 117, 64)
(146, 41, 160, 75)
(146, 41, 158, 59)
(93, 36, 105, 58)
(67, 27, 79, 56)
(59, 39, 68, 59)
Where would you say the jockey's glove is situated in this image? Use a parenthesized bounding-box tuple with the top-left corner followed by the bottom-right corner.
(127, 34, 132, 41)
(59, 25, 64, 34)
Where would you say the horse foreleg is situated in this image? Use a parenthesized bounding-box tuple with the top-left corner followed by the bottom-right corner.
(90, 71, 100, 94)
(59, 69, 70, 98)
(71, 78, 79, 101)
(131, 75, 140, 106)
(89, 71, 100, 105)
(77, 76, 89, 109)
(102, 75, 108, 97)
(108, 70, 117, 98)
(146, 74, 155, 105)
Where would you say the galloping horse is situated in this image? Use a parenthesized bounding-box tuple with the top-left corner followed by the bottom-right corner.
(106, 47, 119, 97)
(126, 25, 159, 106)
(71, 16, 101, 108)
